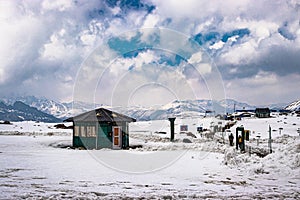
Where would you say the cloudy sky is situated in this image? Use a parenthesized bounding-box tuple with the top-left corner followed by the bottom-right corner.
(0, 0, 300, 107)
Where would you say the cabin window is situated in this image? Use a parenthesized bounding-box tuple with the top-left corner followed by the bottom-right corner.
(87, 126, 96, 137)
(74, 126, 80, 136)
(80, 126, 86, 137)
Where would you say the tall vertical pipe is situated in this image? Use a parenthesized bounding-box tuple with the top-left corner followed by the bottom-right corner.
(168, 117, 176, 141)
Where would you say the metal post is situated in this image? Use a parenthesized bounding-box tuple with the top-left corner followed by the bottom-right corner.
(249, 146, 251, 156)
(168, 117, 176, 142)
(256, 135, 260, 146)
(268, 125, 272, 153)
(236, 127, 239, 150)
(279, 127, 283, 135)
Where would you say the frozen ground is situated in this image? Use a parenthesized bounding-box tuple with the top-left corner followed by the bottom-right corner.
(0, 115, 300, 199)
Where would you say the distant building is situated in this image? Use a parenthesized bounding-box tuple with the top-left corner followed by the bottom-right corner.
(64, 108, 136, 150)
(237, 112, 254, 118)
(255, 108, 270, 118)
(224, 111, 255, 120)
(180, 125, 188, 132)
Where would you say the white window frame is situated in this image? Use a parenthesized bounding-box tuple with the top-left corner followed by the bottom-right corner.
(74, 126, 80, 137)
(80, 126, 86, 137)
(86, 126, 96, 137)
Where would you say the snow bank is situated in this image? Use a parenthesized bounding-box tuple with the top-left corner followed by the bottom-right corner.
(223, 148, 256, 166)
(129, 132, 229, 153)
(223, 135, 300, 179)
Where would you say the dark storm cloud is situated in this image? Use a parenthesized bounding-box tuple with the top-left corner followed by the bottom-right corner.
(218, 44, 300, 80)
(260, 46, 300, 76)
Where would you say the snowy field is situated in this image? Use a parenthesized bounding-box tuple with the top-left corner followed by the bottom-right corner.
(0, 115, 300, 199)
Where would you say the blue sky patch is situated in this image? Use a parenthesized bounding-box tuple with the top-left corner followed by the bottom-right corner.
(192, 31, 221, 46)
(158, 53, 185, 67)
(106, 0, 155, 14)
(108, 33, 152, 55)
(278, 23, 296, 40)
(221, 28, 250, 42)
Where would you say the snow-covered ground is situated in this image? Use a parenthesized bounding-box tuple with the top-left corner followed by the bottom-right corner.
(0, 121, 72, 136)
(0, 115, 299, 199)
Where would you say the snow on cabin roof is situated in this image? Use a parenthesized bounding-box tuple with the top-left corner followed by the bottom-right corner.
(64, 108, 136, 123)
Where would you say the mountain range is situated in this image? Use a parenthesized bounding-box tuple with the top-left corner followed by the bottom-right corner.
(0, 96, 298, 122)
(0, 100, 60, 122)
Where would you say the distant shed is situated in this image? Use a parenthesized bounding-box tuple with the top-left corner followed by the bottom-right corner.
(64, 108, 136, 150)
(255, 108, 270, 118)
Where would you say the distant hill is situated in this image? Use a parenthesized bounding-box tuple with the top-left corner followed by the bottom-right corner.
(0, 101, 60, 122)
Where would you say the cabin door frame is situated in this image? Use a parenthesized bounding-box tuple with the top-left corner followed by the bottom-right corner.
(112, 126, 122, 149)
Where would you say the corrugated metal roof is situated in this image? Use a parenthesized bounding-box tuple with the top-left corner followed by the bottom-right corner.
(64, 108, 136, 122)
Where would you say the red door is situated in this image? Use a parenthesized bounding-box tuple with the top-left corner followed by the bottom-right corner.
(113, 127, 121, 149)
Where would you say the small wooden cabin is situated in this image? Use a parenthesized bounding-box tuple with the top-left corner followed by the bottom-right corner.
(64, 108, 136, 150)
(255, 108, 270, 118)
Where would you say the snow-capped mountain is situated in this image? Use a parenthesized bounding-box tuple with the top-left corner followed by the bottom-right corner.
(116, 100, 206, 121)
(1, 96, 232, 120)
(2, 96, 70, 119)
(0, 101, 60, 122)
(117, 99, 253, 121)
(1, 96, 102, 119)
(285, 99, 300, 111)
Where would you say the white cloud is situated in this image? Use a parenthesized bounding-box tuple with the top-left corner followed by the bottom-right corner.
(151, 0, 251, 21)
(0, 0, 299, 105)
(221, 39, 258, 65)
(80, 33, 97, 46)
(188, 52, 202, 64)
(233, 19, 278, 44)
(0, 2, 45, 83)
(42, 0, 73, 11)
(187, 52, 212, 76)
(195, 63, 212, 75)
(41, 33, 76, 61)
(135, 50, 159, 69)
(248, 71, 278, 86)
(110, 6, 121, 16)
(79, 19, 105, 46)
(225, 72, 300, 105)
(209, 41, 225, 50)
(142, 13, 160, 28)
(86, 48, 215, 106)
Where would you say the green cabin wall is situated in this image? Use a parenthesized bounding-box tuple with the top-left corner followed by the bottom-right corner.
(73, 121, 129, 149)
(97, 122, 112, 149)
